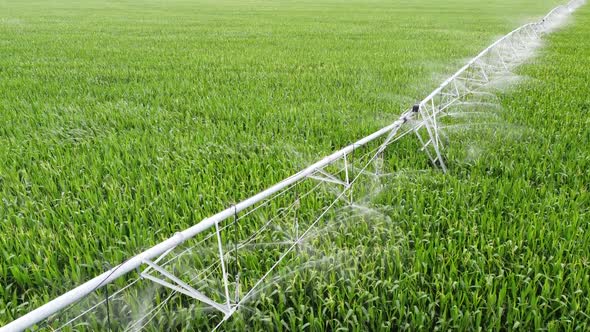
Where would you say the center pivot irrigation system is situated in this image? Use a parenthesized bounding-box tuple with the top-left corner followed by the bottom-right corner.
(2, 1, 585, 331)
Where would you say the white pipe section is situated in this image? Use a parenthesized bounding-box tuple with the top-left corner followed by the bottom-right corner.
(421, 21, 535, 108)
(1, 1, 583, 330)
(420, 0, 582, 109)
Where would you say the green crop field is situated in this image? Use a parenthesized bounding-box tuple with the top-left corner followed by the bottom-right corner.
(1, 0, 589, 330)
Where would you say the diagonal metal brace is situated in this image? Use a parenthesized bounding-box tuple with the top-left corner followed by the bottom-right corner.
(140, 259, 230, 315)
(307, 167, 349, 187)
(414, 103, 448, 172)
